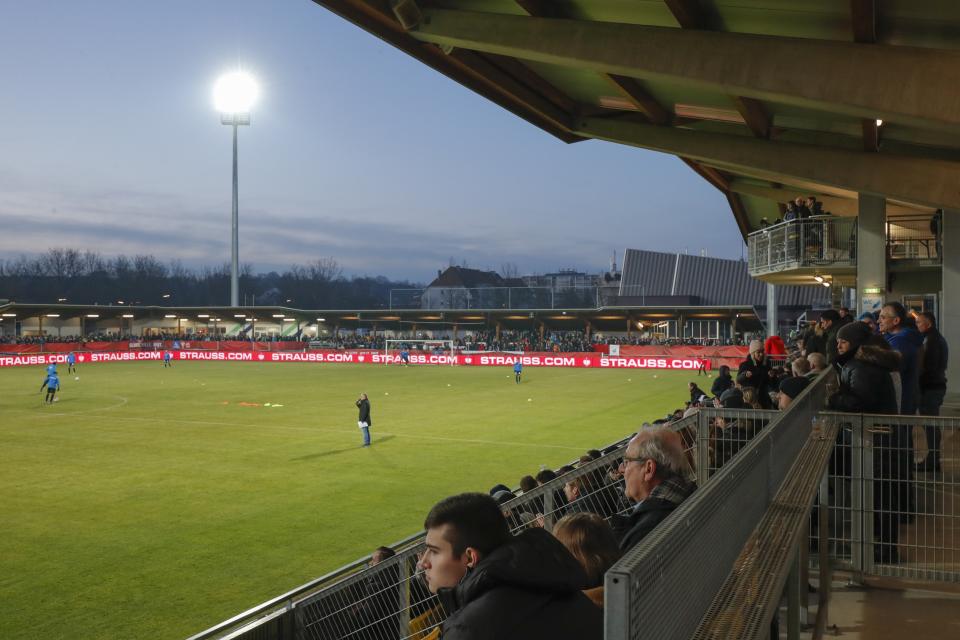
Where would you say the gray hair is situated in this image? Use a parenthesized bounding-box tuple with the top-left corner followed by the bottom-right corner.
(806, 352, 826, 371)
(632, 427, 691, 480)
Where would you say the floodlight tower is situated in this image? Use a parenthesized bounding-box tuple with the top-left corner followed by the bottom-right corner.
(213, 71, 258, 307)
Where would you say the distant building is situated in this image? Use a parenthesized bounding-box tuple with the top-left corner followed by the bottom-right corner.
(422, 266, 510, 309)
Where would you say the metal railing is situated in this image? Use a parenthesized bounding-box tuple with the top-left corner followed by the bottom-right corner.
(886, 216, 941, 264)
(604, 372, 830, 640)
(813, 412, 960, 582)
(387, 286, 606, 310)
(747, 216, 858, 276)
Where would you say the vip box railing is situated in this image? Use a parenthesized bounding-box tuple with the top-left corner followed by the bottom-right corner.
(747, 216, 857, 277)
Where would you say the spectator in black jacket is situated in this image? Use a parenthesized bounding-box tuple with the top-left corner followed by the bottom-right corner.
(613, 428, 696, 552)
(738, 340, 773, 408)
(418, 493, 602, 640)
(710, 365, 734, 397)
(916, 311, 949, 472)
(827, 321, 910, 563)
(688, 381, 708, 405)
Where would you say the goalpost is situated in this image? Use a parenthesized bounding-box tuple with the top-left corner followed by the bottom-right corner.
(384, 339, 457, 365)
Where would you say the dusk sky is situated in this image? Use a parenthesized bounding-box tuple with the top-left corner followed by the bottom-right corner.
(0, 1, 744, 282)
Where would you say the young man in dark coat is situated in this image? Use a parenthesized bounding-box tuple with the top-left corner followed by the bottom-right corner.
(613, 428, 696, 552)
(356, 393, 372, 447)
(915, 311, 949, 471)
(827, 321, 910, 563)
(418, 493, 602, 640)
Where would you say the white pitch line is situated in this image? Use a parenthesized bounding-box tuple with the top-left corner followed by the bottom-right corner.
(39, 412, 585, 451)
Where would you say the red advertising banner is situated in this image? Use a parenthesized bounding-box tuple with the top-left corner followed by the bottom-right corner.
(0, 349, 708, 370)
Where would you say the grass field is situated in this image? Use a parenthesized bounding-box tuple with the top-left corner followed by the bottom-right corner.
(1, 360, 695, 639)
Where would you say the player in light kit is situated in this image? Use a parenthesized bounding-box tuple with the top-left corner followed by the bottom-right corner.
(514, 360, 523, 384)
(40, 370, 60, 404)
(67, 351, 77, 374)
(163, 351, 173, 367)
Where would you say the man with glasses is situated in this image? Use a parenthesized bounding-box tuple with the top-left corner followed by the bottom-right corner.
(614, 428, 696, 552)
(878, 302, 923, 415)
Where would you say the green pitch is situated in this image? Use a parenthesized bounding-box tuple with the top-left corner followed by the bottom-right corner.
(0, 361, 697, 639)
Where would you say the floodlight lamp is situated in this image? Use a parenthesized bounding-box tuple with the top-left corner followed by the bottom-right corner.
(2, 313, 16, 317)
(86, 314, 99, 318)
(317, 317, 325, 322)
(165, 314, 177, 319)
(122, 314, 134, 318)
(46, 314, 60, 318)
(198, 314, 210, 318)
(822, 281, 831, 287)
(814, 275, 824, 283)
(636, 321, 644, 329)
(214, 71, 258, 114)
(283, 318, 295, 322)
(272, 314, 285, 318)
(876, 119, 884, 127)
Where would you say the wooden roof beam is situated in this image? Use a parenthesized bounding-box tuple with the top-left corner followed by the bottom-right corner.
(408, 8, 960, 131)
(576, 116, 960, 210)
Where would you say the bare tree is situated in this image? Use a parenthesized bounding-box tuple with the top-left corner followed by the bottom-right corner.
(500, 262, 519, 279)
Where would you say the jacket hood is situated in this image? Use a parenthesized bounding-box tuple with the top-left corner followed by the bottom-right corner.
(856, 343, 901, 371)
(439, 528, 587, 613)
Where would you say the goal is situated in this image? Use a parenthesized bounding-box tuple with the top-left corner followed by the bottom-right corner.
(384, 339, 457, 365)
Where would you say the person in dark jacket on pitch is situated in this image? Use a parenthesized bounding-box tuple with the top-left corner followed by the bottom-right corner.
(915, 311, 949, 472)
(356, 393, 372, 447)
(418, 493, 602, 640)
(827, 321, 910, 564)
(711, 365, 734, 397)
(613, 428, 696, 552)
(738, 340, 773, 408)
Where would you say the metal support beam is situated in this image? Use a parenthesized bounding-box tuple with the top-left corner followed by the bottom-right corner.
(410, 8, 960, 130)
(942, 210, 960, 401)
(576, 117, 960, 210)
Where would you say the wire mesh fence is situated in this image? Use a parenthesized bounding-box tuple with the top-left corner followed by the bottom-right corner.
(813, 413, 960, 581)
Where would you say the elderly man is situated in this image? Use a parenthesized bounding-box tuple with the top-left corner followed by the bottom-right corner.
(806, 352, 827, 375)
(418, 493, 602, 640)
(614, 428, 696, 552)
(878, 302, 923, 415)
(738, 339, 773, 408)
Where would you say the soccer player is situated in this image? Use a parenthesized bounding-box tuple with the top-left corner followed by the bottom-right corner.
(400, 348, 410, 366)
(67, 351, 77, 374)
(356, 393, 372, 447)
(47, 362, 57, 376)
(163, 350, 173, 367)
(514, 360, 523, 384)
(40, 370, 60, 404)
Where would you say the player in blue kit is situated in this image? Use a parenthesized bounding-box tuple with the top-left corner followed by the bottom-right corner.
(67, 351, 77, 374)
(163, 350, 173, 367)
(40, 371, 60, 404)
(514, 360, 523, 384)
(400, 348, 410, 366)
(47, 362, 57, 376)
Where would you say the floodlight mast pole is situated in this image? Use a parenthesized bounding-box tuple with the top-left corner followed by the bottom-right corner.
(221, 112, 249, 307)
(231, 118, 239, 307)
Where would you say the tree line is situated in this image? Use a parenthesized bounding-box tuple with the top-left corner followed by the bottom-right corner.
(0, 249, 422, 309)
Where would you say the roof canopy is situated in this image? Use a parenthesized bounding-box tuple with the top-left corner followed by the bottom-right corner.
(312, 0, 960, 232)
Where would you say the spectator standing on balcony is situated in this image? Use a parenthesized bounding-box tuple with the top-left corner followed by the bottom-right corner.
(418, 493, 602, 640)
(916, 311, 948, 472)
(819, 310, 842, 365)
(794, 196, 810, 218)
(613, 428, 695, 552)
(878, 302, 923, 415)
(826, 321, 910, 564)
(738, 340, 773, 408)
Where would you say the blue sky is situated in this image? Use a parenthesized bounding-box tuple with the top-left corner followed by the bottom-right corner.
(0, 0, 744, 281)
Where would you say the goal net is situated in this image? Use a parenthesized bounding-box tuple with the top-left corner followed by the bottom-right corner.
(384, 339, 457, 365)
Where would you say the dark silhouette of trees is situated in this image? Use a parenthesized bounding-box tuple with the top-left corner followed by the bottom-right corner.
(0, 249, 421, 308)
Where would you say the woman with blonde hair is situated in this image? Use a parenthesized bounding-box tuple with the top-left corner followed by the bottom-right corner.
(552, 513, 622, 609)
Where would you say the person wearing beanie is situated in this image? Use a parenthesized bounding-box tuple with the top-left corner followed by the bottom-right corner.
(738, 339, 773, 408)
(827, 320, 909, 564)
(777, 376, 811, 410)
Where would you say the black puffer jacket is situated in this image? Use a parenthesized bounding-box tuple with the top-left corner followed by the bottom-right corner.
(827, 344, 900, 414)
(436, 529, 603, 640)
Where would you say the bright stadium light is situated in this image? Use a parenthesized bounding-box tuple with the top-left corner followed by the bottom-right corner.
(86, 314, 99, 318)
(317, 317, 325, 322)
(122, 314, 134, 318)
(198, 314, 210, 318)
(213, 72, 258, 114)
(2, 313, 16, 317)
(876, 119, 884, 127)
(46, 314, 60, 318)
(234, 314, 246, 318)
(814, 275, 824, 283)
(283, 318, 295, 322)
(165, 314, 177, 319)
(272, 314, 285, 318)
(214, 70, 258, 308)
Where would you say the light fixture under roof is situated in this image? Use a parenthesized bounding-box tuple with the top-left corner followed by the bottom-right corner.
(165, 314, 177, 319)
(197, 314, 210, 318)
(814, 275, 824, 283)
(86, 314, 99, 318)
(234, 314, 246, 318)
(122, 314, 134, 318)
(46, 313, 60, 318)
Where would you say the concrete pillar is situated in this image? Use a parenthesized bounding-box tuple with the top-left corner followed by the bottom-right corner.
(856, 194, 887, 316)
(942, 209, 960, 401)
(766, 284, 778, 338)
